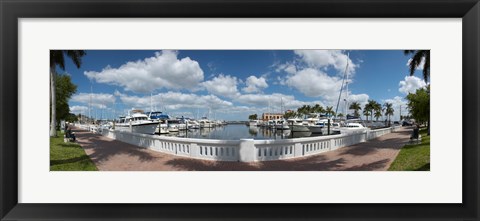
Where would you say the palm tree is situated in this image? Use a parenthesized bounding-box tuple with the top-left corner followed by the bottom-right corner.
(337, 113, 344, 118)
(373, 101, 382, 121)
(363, 108, 371, 121)
(312, 104, 323, 115)
(374, 108, 383, 121)
(384, 102, 394, 126)
(349, 102, 362, 117)
(404, 50, 430, 82)
(364, 100, 377, 122)
(325, 106, 335, 117)
(50, 50, 86, 137)
(297, 104, 314, 119)
(283, 111, 297, 119)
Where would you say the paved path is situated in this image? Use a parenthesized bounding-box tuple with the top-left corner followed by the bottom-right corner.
(73, 127, 411, 171)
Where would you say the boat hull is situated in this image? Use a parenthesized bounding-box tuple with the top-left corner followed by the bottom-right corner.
(275, 125, 290, 130)
(291, 125, 310, 132)
(115, 122, 159, 135)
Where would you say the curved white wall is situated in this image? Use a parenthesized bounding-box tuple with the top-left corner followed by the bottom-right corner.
(92, 126, 400, 162)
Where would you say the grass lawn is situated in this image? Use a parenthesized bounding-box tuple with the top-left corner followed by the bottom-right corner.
(388, 128, 430, 171)
(50, 131, 98, 171)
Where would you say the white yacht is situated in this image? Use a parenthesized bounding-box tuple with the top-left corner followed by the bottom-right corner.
(275, 119, 290, 130)
(187, 119, 200, 129)
(333, 122, 367, 134)
(287, 118, 310, 132)
(167, 119, 181, 132)
(115, 113, 159, 135)
(248, 120, 258, 127)
(157, 120, 169, 134)
(307, 118, 340, 134)
(146, 111, 169, 134)
(198, 117, 214, 128)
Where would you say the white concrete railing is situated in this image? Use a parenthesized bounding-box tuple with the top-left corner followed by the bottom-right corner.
(99, 129, 240, 161)
(86, 125, 401, 162)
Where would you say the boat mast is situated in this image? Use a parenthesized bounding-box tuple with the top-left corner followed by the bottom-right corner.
(280, 97, 284, 116)
(150, 92, 153, 112)
(345, 52, 350, 120)
(89, 81, 92, 123)
(113, 96, 116, 120)
(335, 52, 350, 120)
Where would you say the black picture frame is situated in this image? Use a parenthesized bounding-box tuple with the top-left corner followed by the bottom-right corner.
(1, 0, 479, 220)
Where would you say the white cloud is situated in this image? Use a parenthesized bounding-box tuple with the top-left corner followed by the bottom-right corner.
(275, 63, 297, 74)
(406, 57, 426, 70)
(69, 105, 88, 114)
(242, 76, 268, 93)
(285, 68, 343, 99)
(383, 96, 409, 121)
(71, 93, 115, 109)
(201, 74, 240, 98)
(347, 94, 369, 106)
(294, 50, 357, 75)
(399, 76, 427, 94)
(84, 50, 204, 93)
(113, 90, 123, 96)
(235, 93, 324, 113)
(117, 92, 233, 112)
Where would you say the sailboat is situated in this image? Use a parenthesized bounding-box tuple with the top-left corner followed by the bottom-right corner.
(333, 52, 368, 134)
(275, 97, 290, 130)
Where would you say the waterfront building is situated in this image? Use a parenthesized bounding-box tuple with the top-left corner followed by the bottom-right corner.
(262, 113, 284, 121)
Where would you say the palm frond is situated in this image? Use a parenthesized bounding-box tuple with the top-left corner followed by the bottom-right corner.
(65, 50, 87, 68)
(50, 50, 65, 70)
(423, 50, 430, 82)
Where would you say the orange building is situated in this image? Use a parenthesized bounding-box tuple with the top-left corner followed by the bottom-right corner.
(261, 113, 284, 121)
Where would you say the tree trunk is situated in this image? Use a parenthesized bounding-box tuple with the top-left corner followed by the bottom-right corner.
(50, 69, 57, 137)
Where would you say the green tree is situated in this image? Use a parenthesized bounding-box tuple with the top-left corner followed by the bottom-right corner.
(364, 100, 378, 122)
(349, 102, 362, 117)
(313, 104, 325, 115)
(406, 86, 430, 133)
(374, 108, 383, 121)
(337, 113, 344, 118)
(52, 74, 78, 129)
(325, 106, 335, 117)
(283, 111, 297, 119)
(248, 114, 258, 120)
(363, 108, 371, 121)
(404, 50, 430, 82)
(65, 113, 79, 123)
(297, 105, 313, 118)
(372, 101, 382, 121)
(50, 50, 86, 137)
(384, 102, 394, 126)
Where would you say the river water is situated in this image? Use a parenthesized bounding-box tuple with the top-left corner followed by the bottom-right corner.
(157, 124, 325, 140)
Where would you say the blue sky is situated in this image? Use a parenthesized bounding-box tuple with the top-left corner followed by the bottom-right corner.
(63, 50, 428, 121)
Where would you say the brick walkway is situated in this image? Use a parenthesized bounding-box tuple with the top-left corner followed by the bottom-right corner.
(73, 127, 411, 171)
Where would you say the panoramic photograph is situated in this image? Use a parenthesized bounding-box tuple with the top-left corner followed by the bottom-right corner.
(49, 50, 430, 171)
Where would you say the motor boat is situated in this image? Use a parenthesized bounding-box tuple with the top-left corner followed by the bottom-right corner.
(115, 113, 159, 135)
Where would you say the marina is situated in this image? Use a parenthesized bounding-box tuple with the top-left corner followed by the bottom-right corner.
(50, 49, 430, 171)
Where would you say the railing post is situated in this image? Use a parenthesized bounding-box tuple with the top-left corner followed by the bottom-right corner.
(294, 143, 303, 157)
(190, 143, 199, 158)
(329, 138, 335, 150)
(238, 139, 255, 162)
